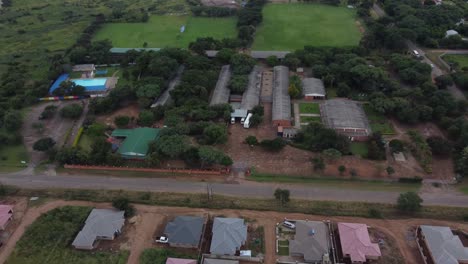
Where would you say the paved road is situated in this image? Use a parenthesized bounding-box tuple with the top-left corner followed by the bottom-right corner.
(2, 172, 468, 207)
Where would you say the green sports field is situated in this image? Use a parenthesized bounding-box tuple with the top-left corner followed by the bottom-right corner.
(252, 4, 362, 50)
(93, 16, 237, 48)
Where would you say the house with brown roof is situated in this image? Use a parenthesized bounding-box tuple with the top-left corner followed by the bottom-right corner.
(0, 205, 13, 230)
(337, 222, 381, 263)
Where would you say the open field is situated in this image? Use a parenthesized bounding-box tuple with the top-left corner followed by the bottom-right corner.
(363, 104, 396, 135)
(0, 144, 28, 173)
(94, 16, 237, 48)
(300, 116, 321, 123)
(5, 206, 129, 264)
(443, 54, 468, 69)
(249, 172, 421, 192)
(299, 103, 320, 114)
(252, 4, 361, 50)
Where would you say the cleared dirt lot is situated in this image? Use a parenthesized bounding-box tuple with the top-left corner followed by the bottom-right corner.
(2, 199, 468, 264)
(95, 103, 140, 127)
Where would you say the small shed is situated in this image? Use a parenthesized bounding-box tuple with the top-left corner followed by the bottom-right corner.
(231, 109, 248, 120)
(446, 30, 459, 38)
(302, 78, 326, 100)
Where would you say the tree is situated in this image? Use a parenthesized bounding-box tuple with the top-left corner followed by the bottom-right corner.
(33, 137, 55, 152)
(427, 136, 452, 156)
(229, 75, 249, 93)
(89, 138, 111, 165)
(274, 188, 290, 206)
(87, 123, 106, 137)
(389, 139, 405, 153)
(3, 111, 22, 131)
(266, 55, 279, 67)
(338, 165, 346, 176)
(40, 105, 58, 119)
(288, 84, 301, 98)
(155, 135, 189, 158)
(215, 48, 236, 64)
(435, 75, 453, 89)
(114, 115, 130, 128)
(60, 104, 83, 119)
(245, 135, 258, 146)
(138, 110, 154, 127)
(397, 192, 423, 213)
(112, 197, 135, 217)
(386, 166, 395, 176)
(198, 146, 233, 167)
(203, 124, 227, 145)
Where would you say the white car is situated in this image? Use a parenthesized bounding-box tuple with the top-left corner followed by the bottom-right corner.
(282, 221, 296, 229)
(155, 236, 168, 243)
(430, 63, 435, 68)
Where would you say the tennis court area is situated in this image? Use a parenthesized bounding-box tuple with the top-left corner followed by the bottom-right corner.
(93, 16, 237, 48)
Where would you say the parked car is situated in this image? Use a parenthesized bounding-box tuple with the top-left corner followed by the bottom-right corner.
(155, 236, 168, 243)
(282, 221, 296, 229)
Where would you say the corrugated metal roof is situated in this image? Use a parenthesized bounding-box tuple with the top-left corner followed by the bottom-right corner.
(320, 99, 371, 134)
(72, 209, 125, 249)
(210, 218, 247, 255)
(302, 78, 325, 97)
(420, 225, 468, 264)
(240, 65, 262, 111)
(112, 128, 160, 158)
(210, 65, 231, 106)
(289, 221, 330, 263)
(203, 259, 239, 264)
(272, 66, 291, 122)
(151, 66, 185, 108)
(164, 216, 205, 247)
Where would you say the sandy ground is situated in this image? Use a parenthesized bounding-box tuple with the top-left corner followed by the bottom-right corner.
(1, 199, 468, 264)
(95, 103, 140, 128)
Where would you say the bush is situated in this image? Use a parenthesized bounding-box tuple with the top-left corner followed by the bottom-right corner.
(114, 115, 130, 128)
(389, 139, 405, 153)
(397, 192, 423, 213)
(426, 136, 452, 156)
(33, 137, 56, 152)
(112, 197, 135, 217)
(60, 104, 83, 119)
(229, 75, 249, 94)
(368, 208, 382, 218)
(40, 105, 58, 119)
(260, 138, 286, 151)
(245, 135, 258, 146)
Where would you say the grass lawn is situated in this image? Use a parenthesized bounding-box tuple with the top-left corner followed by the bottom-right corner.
(249, 173, 421, 192)
(252, 4, 361, 50)
(277, 243, 289, 256)
(299, 103, 320, 114)
(77, 134, 93, 152)
(94, 16, 237, 48)
(300, 116, 321, 123)
(363, 104, 395, 135)
(327, 87, 338, 99)
(443, 54, 468, 69)
(0, 144, 29, 173)
(6, 206, 129, 264)
(350, 142, 369, 158)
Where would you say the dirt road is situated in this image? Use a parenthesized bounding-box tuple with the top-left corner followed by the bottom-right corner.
(2, 200, 468, 264)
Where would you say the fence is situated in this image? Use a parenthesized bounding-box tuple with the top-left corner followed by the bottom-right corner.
(64, 164, 229, 175)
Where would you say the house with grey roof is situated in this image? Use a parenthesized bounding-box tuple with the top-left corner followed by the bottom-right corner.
(289, 220, 331, 263)
(240, 65, 262, 111)
(164, 216, 206, 248)
(203, 259, 239, 264)
(416, 225, 468, 264)
(210, 217, 247, 255)
(302, 78, 326, 100)
(272, 66, 291, 127)
(72, 209, 125, 250)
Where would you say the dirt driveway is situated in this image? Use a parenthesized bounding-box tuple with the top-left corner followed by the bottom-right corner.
(2, 199, 468, 264)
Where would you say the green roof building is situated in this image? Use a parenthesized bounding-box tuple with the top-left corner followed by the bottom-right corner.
(111, 127, 160, 159)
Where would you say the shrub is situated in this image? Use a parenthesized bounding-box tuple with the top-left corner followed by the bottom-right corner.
(245, 136, 258, 146)
(260, 138, 286, 151)
(33, 137, 56, 152)
(114, 115, 130, 128)
(397, 192, 423, 213)
(368, 208, 382, 218)
(60, 104, 83, 119)
(112, 197, 135, 217)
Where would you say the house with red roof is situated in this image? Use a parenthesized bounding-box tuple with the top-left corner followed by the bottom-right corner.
(0, 205, 13, 230)
(337, 222, 381, 263)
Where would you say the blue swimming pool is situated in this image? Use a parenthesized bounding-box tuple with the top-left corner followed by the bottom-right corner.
(72, 78, 108, 91)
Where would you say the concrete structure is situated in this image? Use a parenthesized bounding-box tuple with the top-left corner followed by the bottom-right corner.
(272, 66, 291, 127)
(151, 66, 184, 108)
(0, 205, 13, 230)
(250, 51, 290, 59)
(302, 78, 325, 100)
(320, 99, 371, 141)
(240, 65, 262, 111)
(210, 217, 247, 255)
(166, 258, 197, 264)
(72, 64, 95, 78)
(446, 30, 459, 38)
(416, 225, 468, 264)
(337, 223, 381, 263)
(231, 109, 248, 121)
(210, 65, 231, 106)
(289, 220, 331, 263)
(163, 216, 205, 248)
(203, 259, 239, 264)
(111, 128, 160, 159)
(72, 209, 125, 250)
